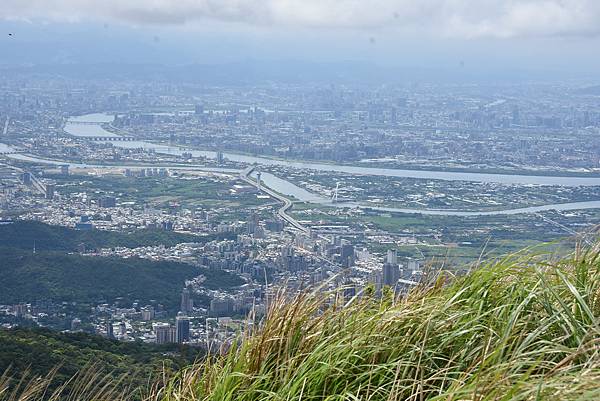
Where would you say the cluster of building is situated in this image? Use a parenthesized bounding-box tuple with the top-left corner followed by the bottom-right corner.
(4, 74, 598, 351)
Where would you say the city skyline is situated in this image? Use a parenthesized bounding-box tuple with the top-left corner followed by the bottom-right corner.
(2, 2, 600, 398)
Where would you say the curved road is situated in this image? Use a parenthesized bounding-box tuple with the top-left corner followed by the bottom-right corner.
(239, 166, 309, 234)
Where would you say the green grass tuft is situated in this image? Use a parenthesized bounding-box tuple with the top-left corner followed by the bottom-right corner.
(5, 243, 600, 400)
(153, 244, 600, 400)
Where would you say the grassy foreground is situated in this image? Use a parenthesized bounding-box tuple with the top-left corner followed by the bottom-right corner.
(4, 244, 600, 400)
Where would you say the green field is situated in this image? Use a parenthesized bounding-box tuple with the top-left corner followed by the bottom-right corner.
(292, 203, 583, 263)
(53, 173, 270, 213)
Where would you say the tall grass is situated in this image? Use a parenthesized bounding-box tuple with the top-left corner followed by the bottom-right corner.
(153, 243, 600, 400)
(0, 366, 131, 401)
(4, 243, 600, 400)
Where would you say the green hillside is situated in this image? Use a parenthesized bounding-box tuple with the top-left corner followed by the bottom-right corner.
(0, 247, 243, 311)
(5, 245, 600, 400)
(0, 327, 200, 399)
(0, 220, 234, 252)
(153, 246, 600, 400)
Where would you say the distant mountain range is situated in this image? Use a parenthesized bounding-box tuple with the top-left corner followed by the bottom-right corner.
(0, 60, 587, 84)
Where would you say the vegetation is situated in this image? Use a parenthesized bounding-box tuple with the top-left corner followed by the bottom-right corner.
(5, 243, 600, 399)
(0, 327, 200, 399)
(281, 168, 600, 211)
(0, 220, 226, 252)
(0, 247, 243, 311)
(147, 243, 600, 400)
(291, 203, 584, 263)
(52, 173, 269, 211)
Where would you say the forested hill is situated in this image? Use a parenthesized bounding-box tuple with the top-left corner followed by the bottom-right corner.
(0, 220, 235, 251)
(0, 247, 243, 311)
(0, 326, 201, 398)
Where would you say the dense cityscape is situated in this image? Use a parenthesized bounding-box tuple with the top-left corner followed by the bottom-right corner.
(1, 73, 599, 351)
(4, 0, 600, 398)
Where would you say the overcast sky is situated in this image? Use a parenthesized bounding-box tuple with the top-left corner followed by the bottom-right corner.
(1, 1, 600, 79)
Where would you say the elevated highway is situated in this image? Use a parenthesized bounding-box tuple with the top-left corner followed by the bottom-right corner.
(239, 166, 309, 234)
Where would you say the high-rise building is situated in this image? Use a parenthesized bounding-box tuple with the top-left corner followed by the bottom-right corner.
(210, 297, 235, 316)
(279, 246, 308, 272)
(256, 172, 262, 192)
(119, 321, 127, 336)
(247, 220, 258, 235)
(253, 226, 265, 239)
(265, 220, 284, 232)
(402, 259, 423, 281)
(343, 282, 356, 302)
(194, 104, 204, 116)
(154, 323, 174, 344)
(71, 318, 81, 332)
(390, 107, 398, 124)
(382, 263, 400, 287)
(181, 288, 193, 314)
(176, 315, 190, 343)
(45, 184, 55, 200)
(340, 244, 355, 267)
(99, 196, 116, 208)
(21, 172, 31, 185)
(386, 249, 398, 265)
(13, 304, 28, 317)
(106, 321, 114, 339)
(512, 106, 520, 125)
(407, 259, 421, 273)
(141, 306, 155, 321)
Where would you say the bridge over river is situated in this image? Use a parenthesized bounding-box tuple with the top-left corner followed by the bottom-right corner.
(86, 136, 136, 141)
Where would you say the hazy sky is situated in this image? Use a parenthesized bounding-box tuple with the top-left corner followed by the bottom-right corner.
(1, 1, 600, 79)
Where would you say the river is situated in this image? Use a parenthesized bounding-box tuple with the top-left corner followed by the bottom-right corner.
(63, 114, 600, 187)
(3, 113, 600, 217)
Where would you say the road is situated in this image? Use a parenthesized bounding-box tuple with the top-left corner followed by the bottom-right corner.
(239, 165, 309, 234)
(239, 167, 341, 267)
(4, 164, 47, 195)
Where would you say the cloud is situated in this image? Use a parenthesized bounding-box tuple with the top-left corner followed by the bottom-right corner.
(2, 0, 600, 39)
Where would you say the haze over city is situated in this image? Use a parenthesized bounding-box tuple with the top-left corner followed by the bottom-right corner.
(2, 1, 600, 400)
(2, 0, 600, 79)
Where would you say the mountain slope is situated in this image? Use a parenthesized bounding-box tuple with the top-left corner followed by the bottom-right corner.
(0, 220, 230, 252)
(0, 327, 200, 399)
(157, 245, 600, 400)
(0, 247, 242, 312)
(4, 244, 600, 400)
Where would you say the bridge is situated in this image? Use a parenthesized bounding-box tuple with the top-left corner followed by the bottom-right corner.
(67, 121, 106, 126)
(86, 136, 136, 142)
(309, 227, 364, 235)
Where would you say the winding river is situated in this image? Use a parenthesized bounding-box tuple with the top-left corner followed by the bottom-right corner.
(3, 113, 600, 217)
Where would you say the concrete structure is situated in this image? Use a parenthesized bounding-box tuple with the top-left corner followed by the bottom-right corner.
(154, 323, 175, 344)
(176, 314, 190, 343)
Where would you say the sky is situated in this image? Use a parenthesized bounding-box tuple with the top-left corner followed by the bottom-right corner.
(1, 1, 600, 80)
